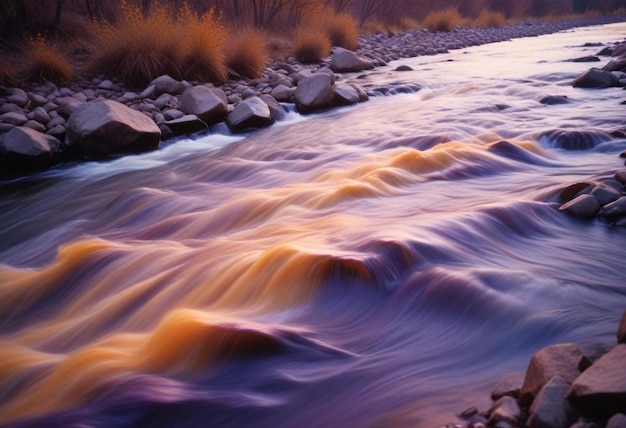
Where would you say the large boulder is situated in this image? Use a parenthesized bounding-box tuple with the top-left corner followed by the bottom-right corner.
(330, 47, 375, 73)
(177, 85, 227, 125)
(260, 95, 285, 122)
(66, 99, 161, 155)
(295, 73, 335, 114)
(163, 115, 208, 136)
(226, 97, 274, 132)
(528, 376, 577, 428)
(572, 68, 619, 88)
(520, 343, 588, 407)
(567, 344, 626, 420)
(600, 196, 626, 220)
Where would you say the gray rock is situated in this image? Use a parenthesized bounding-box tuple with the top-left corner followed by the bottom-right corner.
(260, 95, 285, 122)
(607, 413, 626, 428)
(140, 84, 156, 99)
(295, 73, 335, 114)
(97, 79, 116, 90)
(177, 86, 227, 125)
(395, 65, 414, 71)
(27, 106, 51, 124)
(292, 69, 313, 85)
(0, 112, 28, 126)
(540, 95, 570, 105)
(616, 170, 626, 185)
(241, 88, 257, 99)
(271, 84, 292, 102)
(491, 375, 523, 400)
(227, 97, 274, 132)
(590, 185, 621, 206)
(7, 88, 29, 107)
(118, 92, 138, 103)
(227, 94, 242, 104)
(47, 116, 65, 129)
(567, 344, 626, 420)
(0, 103, 22, 114)
(573, 68, 619, 88)
(559, 194, 600, 219)
(24, 120, 46, 133)
(66, 99, 161, 155)
(58, 97, 85, 117)
(528, 376, 576, 428)
(28, 93, 49, 107)
(0, 126, 60, 156)
(603, 58, 626, 72)
(601, 196, 626, 219)
(0, 123, 15, 133)
(559, 182, 593, 202)
(571, 55, 600, 63)
(163, 109, 185, 121)
(488, 396, 521, 426)
(520, 343, 588, 407)
(148, 74, 185, 97)
(46, 125, 66, 139)
(163, 114, 208, 136)
(334, 83, 368, 106)
(618, 310, 626, 344)
(154, 93, 174, 110)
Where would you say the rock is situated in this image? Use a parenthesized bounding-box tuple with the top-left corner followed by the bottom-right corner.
(177, 85, 228, 125)
(7, 88, 29, 107)
(140, 85, 156, 99)
(27, 106, 51, 124)
(570, 420, 600, 428)
(58, 97, 85, 117)
(294, 73, 335, 114)
(28, 93, 49, 107)
(573, 68, 619, 88)
(97, 79, 116, 90)
(488, 396, 521, 426)
(541, 129, 608, 151)
(491, 375, 523, 400)
(46, 125, 66, 139)
(395, 65, 414, 71)
(614, 170, 626, 184)
(330, 47, 375, 73)
(540, 95, 570, 105)
(528, 376, 576, 428)
(0, 126, 60, 157)
(259, 95, 285, 122)
(163, 115, 208, 136)
(559, 194, 600, 219)
(66, 99, 161, 155)
(520, 343, 588, 407)
(590, 185, 620, 206)
(571, 55, 600, 63)
(154, 93, 174, 110)
(0, 112, 28, 126)
(227, 97, 274, 132)
(607, 413, 626, 428)
(47, 116, 65, 129)
(601, 196, 626, 220)
(603, 58, 626, 72)
(567, 344, 626, 420)
(619, 311, 626, 344)
(292, 69, 313, 85)
(0, 103, 22, 114)
(24, 120, 46, 133)
(148, 74, 184, 97)
(163, 109, 185, 121)
(334, 83, 369, 107)
(559, 182, 593, 202)
(271, 84, 292, 102)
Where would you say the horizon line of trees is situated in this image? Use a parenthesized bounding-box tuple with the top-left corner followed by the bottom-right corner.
(2, 0, 626, 39)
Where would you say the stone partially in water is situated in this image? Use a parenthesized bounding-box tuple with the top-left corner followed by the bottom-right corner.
(528, 376, 577, 428)
(600, 196, 626, 220)
(295, 73, 335, 114)
(487, 396, 521, 426)
(572, 68, 619, 88)
(330, 47, 375, 73)
(227, 97, 274, 132)
(559, 194, 600, 219)
(178, 86, 228, 125)
(540, 95, 570, 105)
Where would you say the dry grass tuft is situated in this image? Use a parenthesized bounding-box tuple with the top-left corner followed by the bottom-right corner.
(266, 35, 292, 61)
(422, 8, 460, 33)
(225, 27, 267, 78)
(23, 34, 74, 85)
(89, 1, 226, 86)
(323, 12, 359, 50)
(0, 61, 20, 86)
(293, 27, 331, 64)
(473, 9, 506, 27)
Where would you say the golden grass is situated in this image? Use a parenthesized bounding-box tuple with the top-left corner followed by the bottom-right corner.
(23, 34, 74, 85)
(225, 27, 268, 79)
(89, 1, 226, 86)
(472, 10, 506, 27)
(322, 12, 359, 50)
(293, 27, 331, 64)
(266, 35, 292, 61)
(422, 8, 460, 33)
(0, 61, 20, 86)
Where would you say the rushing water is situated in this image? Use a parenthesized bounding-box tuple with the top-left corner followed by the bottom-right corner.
(1, 23, 626, 428)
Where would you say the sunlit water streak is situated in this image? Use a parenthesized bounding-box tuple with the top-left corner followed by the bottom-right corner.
(1, 23, 626, 428)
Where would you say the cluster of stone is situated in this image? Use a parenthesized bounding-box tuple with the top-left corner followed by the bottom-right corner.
(448, 310, 626, 428)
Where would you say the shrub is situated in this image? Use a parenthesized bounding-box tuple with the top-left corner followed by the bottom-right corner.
(473, 10, 506, 27)
(0, 61, 20, 86)
(266, 35, 292, 61)
(422, 8, 460, 33)
(89, 1, 226, 86)
(293, 27, 331, 64)
(225, 27, 267, 79)
(323, 12, 359, 50)
(23, 34, 74, 85)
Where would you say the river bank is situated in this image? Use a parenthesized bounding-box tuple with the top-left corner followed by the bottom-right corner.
(1, 15, 626, 177)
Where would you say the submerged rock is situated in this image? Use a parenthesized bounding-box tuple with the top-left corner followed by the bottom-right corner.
(572, 68, 619, 88)
(66, 99, 161, 155)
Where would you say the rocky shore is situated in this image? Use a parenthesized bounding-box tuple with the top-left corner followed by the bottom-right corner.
(447, 310, 626, 428)
(1, 15, 626, 177)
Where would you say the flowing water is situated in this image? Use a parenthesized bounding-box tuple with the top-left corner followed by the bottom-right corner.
(1, 23, 626, 428)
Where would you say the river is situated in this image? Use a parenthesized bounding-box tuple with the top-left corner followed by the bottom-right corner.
(1, 22, 625, 428)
